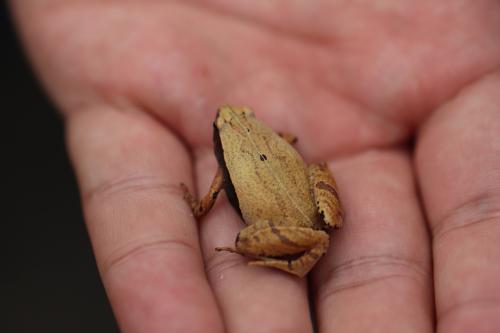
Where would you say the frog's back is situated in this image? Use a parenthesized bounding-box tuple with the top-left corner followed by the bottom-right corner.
(215, 115, 317, 227)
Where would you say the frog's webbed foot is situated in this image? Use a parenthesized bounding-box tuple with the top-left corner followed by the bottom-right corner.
(181, 167, 224, 218)
(308, 163, 343, 228)
(217, 220, 329, 277)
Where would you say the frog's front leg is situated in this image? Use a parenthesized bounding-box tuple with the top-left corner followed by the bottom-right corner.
(216, 220, 329, 277)
(181, 167, 223, 218)
(309, 163, 343, 228)
(278, 132, 298, 145)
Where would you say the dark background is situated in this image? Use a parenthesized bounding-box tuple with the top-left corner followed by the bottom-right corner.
(5, 4, 119, 333)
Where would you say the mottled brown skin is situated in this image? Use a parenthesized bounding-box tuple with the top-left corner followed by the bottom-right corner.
(182, 105, 342, 277)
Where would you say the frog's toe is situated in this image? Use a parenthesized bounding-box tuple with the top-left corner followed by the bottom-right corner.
(248, 258, 311, 278)
(215, 246, 240, 254)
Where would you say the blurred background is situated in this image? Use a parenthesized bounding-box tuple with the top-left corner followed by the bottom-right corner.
(5, 4, 119, 332)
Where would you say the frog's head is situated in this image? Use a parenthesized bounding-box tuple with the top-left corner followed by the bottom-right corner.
(215, 105, 255, 129)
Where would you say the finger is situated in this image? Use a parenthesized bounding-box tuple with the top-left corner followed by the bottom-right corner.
(66, 107, 223, 332)
(313, 150, 433, 332)
(193, 151, 314, 333)
(416, 72, 500, 332)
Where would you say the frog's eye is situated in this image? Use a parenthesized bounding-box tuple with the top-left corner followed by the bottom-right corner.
(240, 107, 255, 118)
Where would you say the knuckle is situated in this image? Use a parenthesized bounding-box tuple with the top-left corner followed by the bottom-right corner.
(317, 254, 430, 303)
(438, 297, 500, 331)
(102, 236, 198, 275)
(83, 174, 182, 203)
(204, 251, 248, 278)
(432, 190, 500, 241)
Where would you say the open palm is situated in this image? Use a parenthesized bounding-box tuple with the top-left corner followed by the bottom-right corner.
(13, 1, 500, 332)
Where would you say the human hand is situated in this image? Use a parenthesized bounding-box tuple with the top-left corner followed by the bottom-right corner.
(12, 1, 500, 332)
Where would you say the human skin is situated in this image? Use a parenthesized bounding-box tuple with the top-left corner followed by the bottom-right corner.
(11, 1, 500, 332)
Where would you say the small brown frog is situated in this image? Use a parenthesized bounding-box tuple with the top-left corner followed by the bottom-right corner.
(181, 105, 342, 277)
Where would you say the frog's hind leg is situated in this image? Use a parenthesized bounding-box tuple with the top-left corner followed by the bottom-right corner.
(181, 167, 223, 218)
(308, 163, 343, 228)
(216, 220, 329, 277)
(247, 227, 329, 278)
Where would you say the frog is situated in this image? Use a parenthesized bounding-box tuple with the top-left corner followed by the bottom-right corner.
(181, 105, 343, 277)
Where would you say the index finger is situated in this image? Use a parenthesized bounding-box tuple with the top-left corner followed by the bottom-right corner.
(66, 106, 223, 332)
